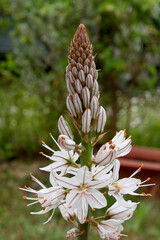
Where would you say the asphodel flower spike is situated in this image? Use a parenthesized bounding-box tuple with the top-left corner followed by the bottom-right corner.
(20, 24, 155, 240)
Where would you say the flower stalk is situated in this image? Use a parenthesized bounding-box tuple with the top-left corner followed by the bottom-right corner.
(20, 23, 155, 240)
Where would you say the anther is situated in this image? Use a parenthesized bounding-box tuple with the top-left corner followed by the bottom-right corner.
(41, 140, 45, 145)
(69, 205, 72, 208)
(109, 140, 112, 144)
(142, 192, 146, 196)
(136, 184, 139, 186)
(30, 173, 34, 180)
(118, 235, 122, 237)
(42, 200, 47, 205)
(39, 152, 43, 155)
(85, 186, 90, 189)
(84, 216, 86, 220)
(62, 136, 65, 140)
(43, 207, 46, 211)
(139, 164, 144, 172)
(92, 208, 95, 211)
(147, 193, 152, 197)
(66, 191, 70, 194)
(103, 192, 107, 195)
(23, 196, 27, 199)
(147, 177, 151, 181)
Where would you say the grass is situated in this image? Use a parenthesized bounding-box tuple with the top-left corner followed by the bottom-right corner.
(1, 159, 160, 240)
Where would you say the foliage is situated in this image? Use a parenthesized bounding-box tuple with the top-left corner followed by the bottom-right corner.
(0, 0, 160, 161)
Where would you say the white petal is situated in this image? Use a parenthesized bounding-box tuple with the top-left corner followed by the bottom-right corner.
(77, 193, 88, 224)
(66, 189, 82, 209)
(53, 174, 79, 189)
(76, 166, 92, 185)
(86, 189, 107, 209)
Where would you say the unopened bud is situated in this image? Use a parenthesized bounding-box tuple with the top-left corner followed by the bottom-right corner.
(84, 58, 90, 66)
(66, 63, 72, 73)
(66, 228, 82, 240)
(66, 78, 75, 95)
(92, 80, 99, 96)
(58, 135, 76, 151)
(91, 61, 96, 69)
(73, 93, 83, 114)
(58, 116, 73, 139)
(78, 70, 85, 84)
(90, 68, 98, 80)
(82, 86, 90, 108)
(86, 74, 93, 89)
(66, 95, 77, 118)
(82, 109, 91, 133)
(78, 57, 83, 65)
(75, 79, 82, 94)
(84, 65, 89, 75)
(67, 71, 75, 84)
(77, 63, 83, 71)
(72, 66, 78, 78)
(91, 96, 99, 119)
(95, 106, 107, 133)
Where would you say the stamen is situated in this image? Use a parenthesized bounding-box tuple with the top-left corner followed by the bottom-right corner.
(41, 140, 45, 145)
(69, 205, 72, 208)
(109, 140, 112, 144)
(104, 146, 107, 150)
(84, 216, 86, 220)
(30, 173, 34, 180)
(66, 191, 70, 194)
(23, 196, 27, 199)
(103, 192, 107, 195)
(43, 207, 46, 211)
(92, 208, 95, 211)
(142, 192, 146, 196)
(49, 132, 61, 150)
(147, 193, 152, 197)
(139, 164, 144, 172)
(42, 200, 47, 205)
(147, 177, 151, 181)
(129, 164, 144, 178)
(85, 186, 90, 189)
(118, 235, 122, 237)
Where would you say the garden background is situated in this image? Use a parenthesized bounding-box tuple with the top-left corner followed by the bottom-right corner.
(0, 0, 160, 239)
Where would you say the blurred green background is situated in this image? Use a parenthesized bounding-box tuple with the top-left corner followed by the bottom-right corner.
(0, 0, 160, 239)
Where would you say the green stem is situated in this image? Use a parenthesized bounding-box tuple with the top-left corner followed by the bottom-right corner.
(78, 134, 92, 240)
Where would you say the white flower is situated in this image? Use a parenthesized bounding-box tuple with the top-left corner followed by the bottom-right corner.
(95, 130, 132, 166)
(19, 174, 65, 224)
(66, 228, 82, 239)
(106, 200, 139, 221)
(98, 219, 124, 240)
(53, 166, 107, 224)
(108, 160, 155, 202)
(40, 133, 79, 176)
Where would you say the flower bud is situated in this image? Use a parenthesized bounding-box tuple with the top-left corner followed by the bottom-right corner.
(66, 78, 75, 95)
(75, 79, 82, 94)
(67, 71, 75, 84)
(82, 109, 91, 133)
(91, 96, 99, 119)
(90, 68, 98, 80)
(86, 74, 93, 89)
(82, 86, 90, 108)
(92, 80, 99, 96)
(78, 69, 85, 84)
(95, 106, 107, 133)
(84, 65, 89, 75)
(95, 144, 116, 166)
(77, 63, 83, 71)
(58, 135, 76, 151)
(91, 61, 96, 69)
(72, 66, 78, 78)
(66, 63, 72, 73)
(73, 93, 83, 114)
(58, 115, 73, 140)
(78, 57, 83, 65)
(66, 228, 81, 240)
(84, 58, 90, 66)
(66, 95, 77, 118)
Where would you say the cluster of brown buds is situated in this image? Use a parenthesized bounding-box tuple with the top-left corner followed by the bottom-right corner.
(65, 24, 106, 134)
